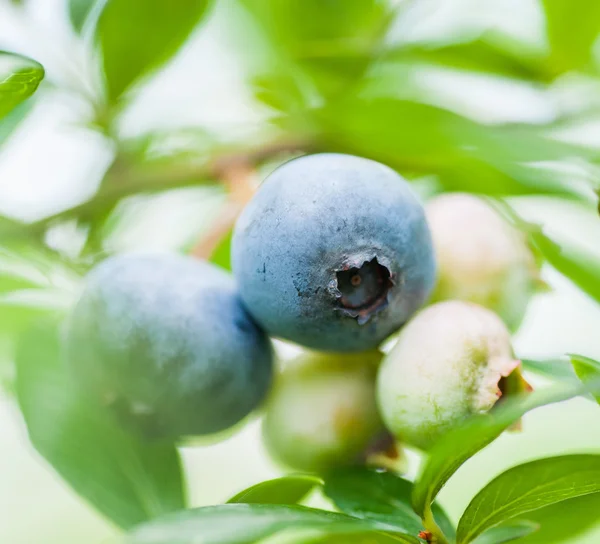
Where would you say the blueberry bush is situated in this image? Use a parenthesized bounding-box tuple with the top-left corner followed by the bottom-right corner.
(3, 1, 600, 544)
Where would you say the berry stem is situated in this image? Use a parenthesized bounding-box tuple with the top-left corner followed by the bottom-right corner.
(191, 160, 256, 259)
(423, 506, 450, 544)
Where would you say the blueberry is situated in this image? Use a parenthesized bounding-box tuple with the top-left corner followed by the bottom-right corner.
(232, 153, 436, 351)
(426, 193, 540, 331)
(262, 350, 390, 473)
(377, 301, 530, 450)
(64, 253, 274, 439)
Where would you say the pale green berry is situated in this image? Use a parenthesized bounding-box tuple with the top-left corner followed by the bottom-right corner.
(426, 193, 540, 331)
(377, 301, 527, 450)
(262, 350, 390, 473)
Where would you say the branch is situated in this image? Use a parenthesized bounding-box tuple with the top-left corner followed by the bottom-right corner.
(22, 140, 308, 237)
(422, 506, 450, 544)
(191, 160, 256, 259)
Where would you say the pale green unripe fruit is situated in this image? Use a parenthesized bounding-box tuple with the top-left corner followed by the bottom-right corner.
(426, 193, 539, 331)
(262, 350, 389, 473)
(377, 301, 524, 450)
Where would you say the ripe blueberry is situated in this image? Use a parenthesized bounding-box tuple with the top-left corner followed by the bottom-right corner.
(377, 300, 529, 450)
(232, 153, 436, 351)
(64, 253, 274, 439)
(262, 350, 390, 472)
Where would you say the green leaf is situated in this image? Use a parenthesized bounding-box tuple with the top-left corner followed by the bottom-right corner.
(471, 521, 539, 544)
(0, 51, 44, 120)
(209, 228, 233, 271)
(0, 275, 38, 294)
(457, 455, 600, 543)
(521, 359, 578, 383)
(315, 97, 589, 199)
(411, 382, 594, 520)
(306, 533, 421, 544)
(239, 0, 392, 102)
(0, 97, 34, 149)
(0, 248, 54, 296)
(542, 0, 600, 75)
(239, 0, 390, 51)
(69, 0, 102, 33)
(0, 215, 36, 244)
(324, 469, 422, 535)
(516, 493, 600, 544)
(0, 246, 80, 336)
(227, 475, 322, 505)
(15, 321, 185, 529)
(126, 504, 417, 544)
(0, 295, 62, 337)
(569, 354, 600, 403)
(387, 35, 548, 82)
(0, 263, 42, 296)
(493, 204, 600, 306)
(98, 0, 212, 102)
(323, 468, 454, 540)
(527, 227, 600, 305)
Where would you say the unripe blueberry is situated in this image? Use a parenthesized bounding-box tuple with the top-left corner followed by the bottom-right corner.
(377, 301, 528, 450)
(64, 253, 274, 439)
(426, 193, 539, 330)
(262, 350, 390, 473)
(232, 153, 436, 352)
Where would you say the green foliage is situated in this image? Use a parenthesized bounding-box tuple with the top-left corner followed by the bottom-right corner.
(516, 494, 600, 544)
(0, 98, 34, 149)
(542, 0, 600, 75)
(68, 0, 101, 34)
(0, 51, 44, 120)
(323, 468, 455, 540)
(238, 0, 392, 100)
(0, 52, 41, 169)
(97, 0, 213, 102)
(314, 97, 589, 198)
(125, 504, 419, 544)
(471, 521, 539, 544)
(0, 246, 80, 343)
(570, 354, 600, 403)
(227, 475, 322, 505)
(387, 37, 548, 82)
(323, 469, 425, 536)
(411, 382, 591, 520)
(457, 455, 600, 543)
(210, 228, 233, 271)
(0, 267, 39, 294)
(306, 533, 417, 544)
(528, 227, 600, 305)
(15, 322, 185, 529)
(491, 204, 600, 308)
(521, 358, 578, 383)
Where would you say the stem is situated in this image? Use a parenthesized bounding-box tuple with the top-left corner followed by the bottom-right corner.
(423, 506, 450, 544)
(191, 159, 256, 259)
(16, 140, 308, 239)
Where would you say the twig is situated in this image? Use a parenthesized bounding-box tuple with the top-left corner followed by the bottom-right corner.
(191, 160, 256, 259)
(423, 506, 450, 544)
(190, 139, 314, 259)
(20, 140, 308, 238)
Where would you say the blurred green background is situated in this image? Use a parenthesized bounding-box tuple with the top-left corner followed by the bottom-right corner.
(2, 0, 600, 542)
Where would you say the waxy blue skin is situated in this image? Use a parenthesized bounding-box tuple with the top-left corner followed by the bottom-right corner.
(232, 153, 436, 352)
(65, 253, 274, 439)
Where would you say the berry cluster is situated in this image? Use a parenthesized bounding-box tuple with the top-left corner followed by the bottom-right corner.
(65, 153, 536, 471)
